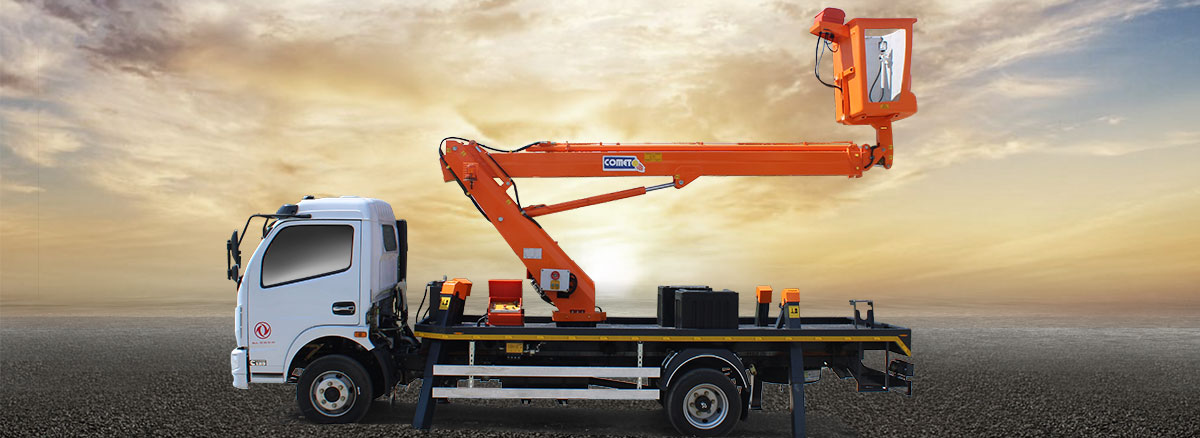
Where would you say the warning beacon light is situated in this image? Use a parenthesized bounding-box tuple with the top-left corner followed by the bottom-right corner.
(810, 8, 916, 168)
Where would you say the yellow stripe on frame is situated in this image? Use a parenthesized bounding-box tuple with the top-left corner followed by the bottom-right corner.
(412, 330, 911, 356)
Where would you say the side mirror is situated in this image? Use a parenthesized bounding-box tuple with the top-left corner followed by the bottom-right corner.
(226, 231, 242, 283)
(396, 219, 408, 282)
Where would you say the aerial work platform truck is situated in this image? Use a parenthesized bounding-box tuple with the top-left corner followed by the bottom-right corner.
(227, 8, 917, 437)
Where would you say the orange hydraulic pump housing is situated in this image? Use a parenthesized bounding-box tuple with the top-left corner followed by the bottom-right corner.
(439, 8, 917, 324)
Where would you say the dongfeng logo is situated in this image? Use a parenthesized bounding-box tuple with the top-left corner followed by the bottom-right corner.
(602, 155, 646, 173)
(254, 321, 271, 339)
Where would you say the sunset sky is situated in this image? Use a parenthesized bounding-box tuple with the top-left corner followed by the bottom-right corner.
(2, 0, 1198, 318)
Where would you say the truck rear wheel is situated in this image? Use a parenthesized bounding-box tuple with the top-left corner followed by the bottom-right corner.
(296, 354, 373, 423)
(665, 368, 741, 436)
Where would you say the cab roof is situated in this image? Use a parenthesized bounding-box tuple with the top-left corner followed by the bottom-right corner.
(295, 196, 393, 221)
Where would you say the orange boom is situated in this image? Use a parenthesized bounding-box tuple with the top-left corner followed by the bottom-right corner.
(440, 8, 917, 324)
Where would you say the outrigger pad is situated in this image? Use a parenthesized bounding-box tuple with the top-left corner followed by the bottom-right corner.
(888, 359, 914, 378)
(887, 359, 915, 397)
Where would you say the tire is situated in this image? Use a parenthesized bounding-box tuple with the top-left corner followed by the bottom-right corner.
(296, 354, 374, 424)
(665, 368, 741, 436)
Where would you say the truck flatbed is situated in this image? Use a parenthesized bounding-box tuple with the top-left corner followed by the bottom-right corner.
(415, 316, 912, 357)
(407, 295, 914, 436)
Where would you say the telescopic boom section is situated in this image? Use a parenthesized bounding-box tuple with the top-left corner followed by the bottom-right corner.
(439, 140, 887, 324)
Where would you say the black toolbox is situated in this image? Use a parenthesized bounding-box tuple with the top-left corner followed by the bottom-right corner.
(675, 289, 739, 329)
(657, 285, 711, 327)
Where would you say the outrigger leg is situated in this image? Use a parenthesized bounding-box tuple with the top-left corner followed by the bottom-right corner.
(413, 280, 470, 430)
(789, 341, 807, 437)
(780, 290, 807, 438)
(412, 340, 443, 430)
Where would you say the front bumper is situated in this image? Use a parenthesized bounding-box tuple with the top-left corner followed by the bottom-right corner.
(230, 348, 248, 389)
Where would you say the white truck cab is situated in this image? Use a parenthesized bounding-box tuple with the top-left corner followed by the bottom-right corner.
(228, 196, 410, 420)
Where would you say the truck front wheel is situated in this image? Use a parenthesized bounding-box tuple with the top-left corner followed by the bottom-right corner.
(665, 368, 741, 436)
(296, 354, 374, 423)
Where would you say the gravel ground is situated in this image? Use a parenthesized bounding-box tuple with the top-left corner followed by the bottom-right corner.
(1, 316, 1198, 437)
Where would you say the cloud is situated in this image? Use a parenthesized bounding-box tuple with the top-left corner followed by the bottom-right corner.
(0, 182, 44, 193)
(911, 0, 1163, 87)
(978, 75, 1093, 99)
(0, 106, 85, 166)
(1045, 129, 1199, 156)
(0, 66, 39, 95)
(24, 0, 181, 76)
(1166, 130, 1200, 146)
(900, 188, 1200, 287)
(1, 1, 75, 99)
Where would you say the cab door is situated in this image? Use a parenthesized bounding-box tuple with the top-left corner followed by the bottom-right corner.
(246, 220, 361, 377)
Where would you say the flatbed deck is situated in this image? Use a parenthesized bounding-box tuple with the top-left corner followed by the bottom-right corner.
(415, 316, 912, 356)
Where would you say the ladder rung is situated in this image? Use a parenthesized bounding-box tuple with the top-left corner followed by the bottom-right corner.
(433, 365, 659, 378)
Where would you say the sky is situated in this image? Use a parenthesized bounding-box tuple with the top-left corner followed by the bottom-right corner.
(2, 0, 1198, 318)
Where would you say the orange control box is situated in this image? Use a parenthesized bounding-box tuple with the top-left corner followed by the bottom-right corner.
(486, 279, 524, 326)
(756, 286, 773, 304)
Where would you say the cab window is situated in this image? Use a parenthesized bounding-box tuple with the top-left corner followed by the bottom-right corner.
(382, 224, 397, 252)
(261, 224, 353, 288)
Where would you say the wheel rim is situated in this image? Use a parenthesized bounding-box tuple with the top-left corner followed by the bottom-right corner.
(310, 370, 356, 417)
(682, 382, 728, 430)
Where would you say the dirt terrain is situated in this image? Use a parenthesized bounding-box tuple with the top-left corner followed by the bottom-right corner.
(2, 316, 1198, 437)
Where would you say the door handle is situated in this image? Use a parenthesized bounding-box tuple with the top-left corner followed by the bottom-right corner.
(332, 302, 356, 315)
